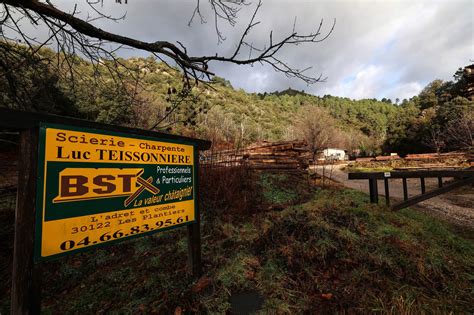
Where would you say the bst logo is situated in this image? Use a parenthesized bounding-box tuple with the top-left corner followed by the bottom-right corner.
(53, 168, 159, 206)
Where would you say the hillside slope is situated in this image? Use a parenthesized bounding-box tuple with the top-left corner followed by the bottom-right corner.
(0, 45, 399, 152)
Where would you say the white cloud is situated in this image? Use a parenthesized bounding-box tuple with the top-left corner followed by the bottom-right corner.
(319, 65, 385, 99)
(10, 0, 473, 100)
(385, 82, 423, 101)
(246, 71, 270, 92)
(317, 65, 423, 101)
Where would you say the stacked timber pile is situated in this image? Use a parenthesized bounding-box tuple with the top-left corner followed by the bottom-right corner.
(405, 152, 470, 161)
(355, 155, 400, 162)
(355, 152, 471, 163)
(375, 155, 400, 161)
(355, 157, 375, 162)
(242, 140, 311, 171)
(201, 140, 312, 172)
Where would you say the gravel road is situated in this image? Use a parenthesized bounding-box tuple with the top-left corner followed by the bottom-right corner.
(312, 164, 474, 229)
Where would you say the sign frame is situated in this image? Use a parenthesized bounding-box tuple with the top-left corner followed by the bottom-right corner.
(34, 122, 199, 262)
(1, 108, 210, 314)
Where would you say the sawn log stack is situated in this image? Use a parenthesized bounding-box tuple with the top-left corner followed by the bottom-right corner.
(202, 140, 312, 172)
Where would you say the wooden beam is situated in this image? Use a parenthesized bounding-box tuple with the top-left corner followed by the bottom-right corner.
(392, 177, 474, 211)
(369, 179, 378, 203)
(384, 178, 390, 206)
(0, 108, 211, 150)
(349, 170, 474, 180)
(187, 148, 202, 278)
(402, 178, 408, 201)
(11, 128, 42, 315)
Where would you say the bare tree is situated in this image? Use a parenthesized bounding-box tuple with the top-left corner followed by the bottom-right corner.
(424, 126, 446, 155)
(293, 106, 336, 161)
(0, 0, 335, 90)
(446, 111, 474, 151)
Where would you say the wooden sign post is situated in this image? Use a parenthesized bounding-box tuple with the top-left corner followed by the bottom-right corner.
(187, 148, 202, 277)
(2, 109, 210, 314)
(11, 128, 42, 315)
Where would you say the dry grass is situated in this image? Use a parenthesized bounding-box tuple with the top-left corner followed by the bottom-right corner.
(0, 171, 472, 314)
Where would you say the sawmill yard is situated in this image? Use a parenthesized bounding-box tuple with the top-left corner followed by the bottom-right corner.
(1, 1, 473, 313)
(1, 164, 473, 313)
(309, 151, 473, 229)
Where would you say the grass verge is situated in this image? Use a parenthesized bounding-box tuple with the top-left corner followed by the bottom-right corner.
(1, 173, 473, 314)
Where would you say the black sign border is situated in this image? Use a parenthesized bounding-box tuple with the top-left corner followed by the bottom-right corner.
(34, 122, 198, 262)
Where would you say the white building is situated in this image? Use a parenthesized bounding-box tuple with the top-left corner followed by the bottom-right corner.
(322, 148, 346, 161)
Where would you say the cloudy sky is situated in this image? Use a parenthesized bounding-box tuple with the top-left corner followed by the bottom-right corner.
(23, 0, 474, 100)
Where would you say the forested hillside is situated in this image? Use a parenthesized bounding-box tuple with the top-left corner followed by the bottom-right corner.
(1, 42, 472, 155)
(384, 73, 473, 154)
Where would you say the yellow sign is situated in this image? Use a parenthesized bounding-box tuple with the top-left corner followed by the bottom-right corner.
(36, 124, 196, 260)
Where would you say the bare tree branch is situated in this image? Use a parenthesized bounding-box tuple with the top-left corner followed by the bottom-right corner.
(1, 0, 334, 86)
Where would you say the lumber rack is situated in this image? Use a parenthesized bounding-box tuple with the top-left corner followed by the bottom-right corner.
(348, 169, 474, 210)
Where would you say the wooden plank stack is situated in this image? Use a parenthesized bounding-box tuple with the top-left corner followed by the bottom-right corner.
(375, 155, 400, 161)
(242, 140, 311, 171)
(405, 152, 469, 160)
(202, 140, 312, 172)
(355, 157, 374, 162)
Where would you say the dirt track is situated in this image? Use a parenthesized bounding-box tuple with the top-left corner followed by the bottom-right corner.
(313, 164, 474, 229)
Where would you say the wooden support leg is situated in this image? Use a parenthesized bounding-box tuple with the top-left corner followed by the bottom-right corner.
(438, 177, 443, 188)
(384, 178, 390, 206)
(11, 128, 42, 315)
(187, 148, 202, 279)
(393, 176, 474, 211)
(420, 177, 426, 194)
(402, 178, 408, 200)
(369, 179, 378, 203)
(187, 222, 202, 278)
